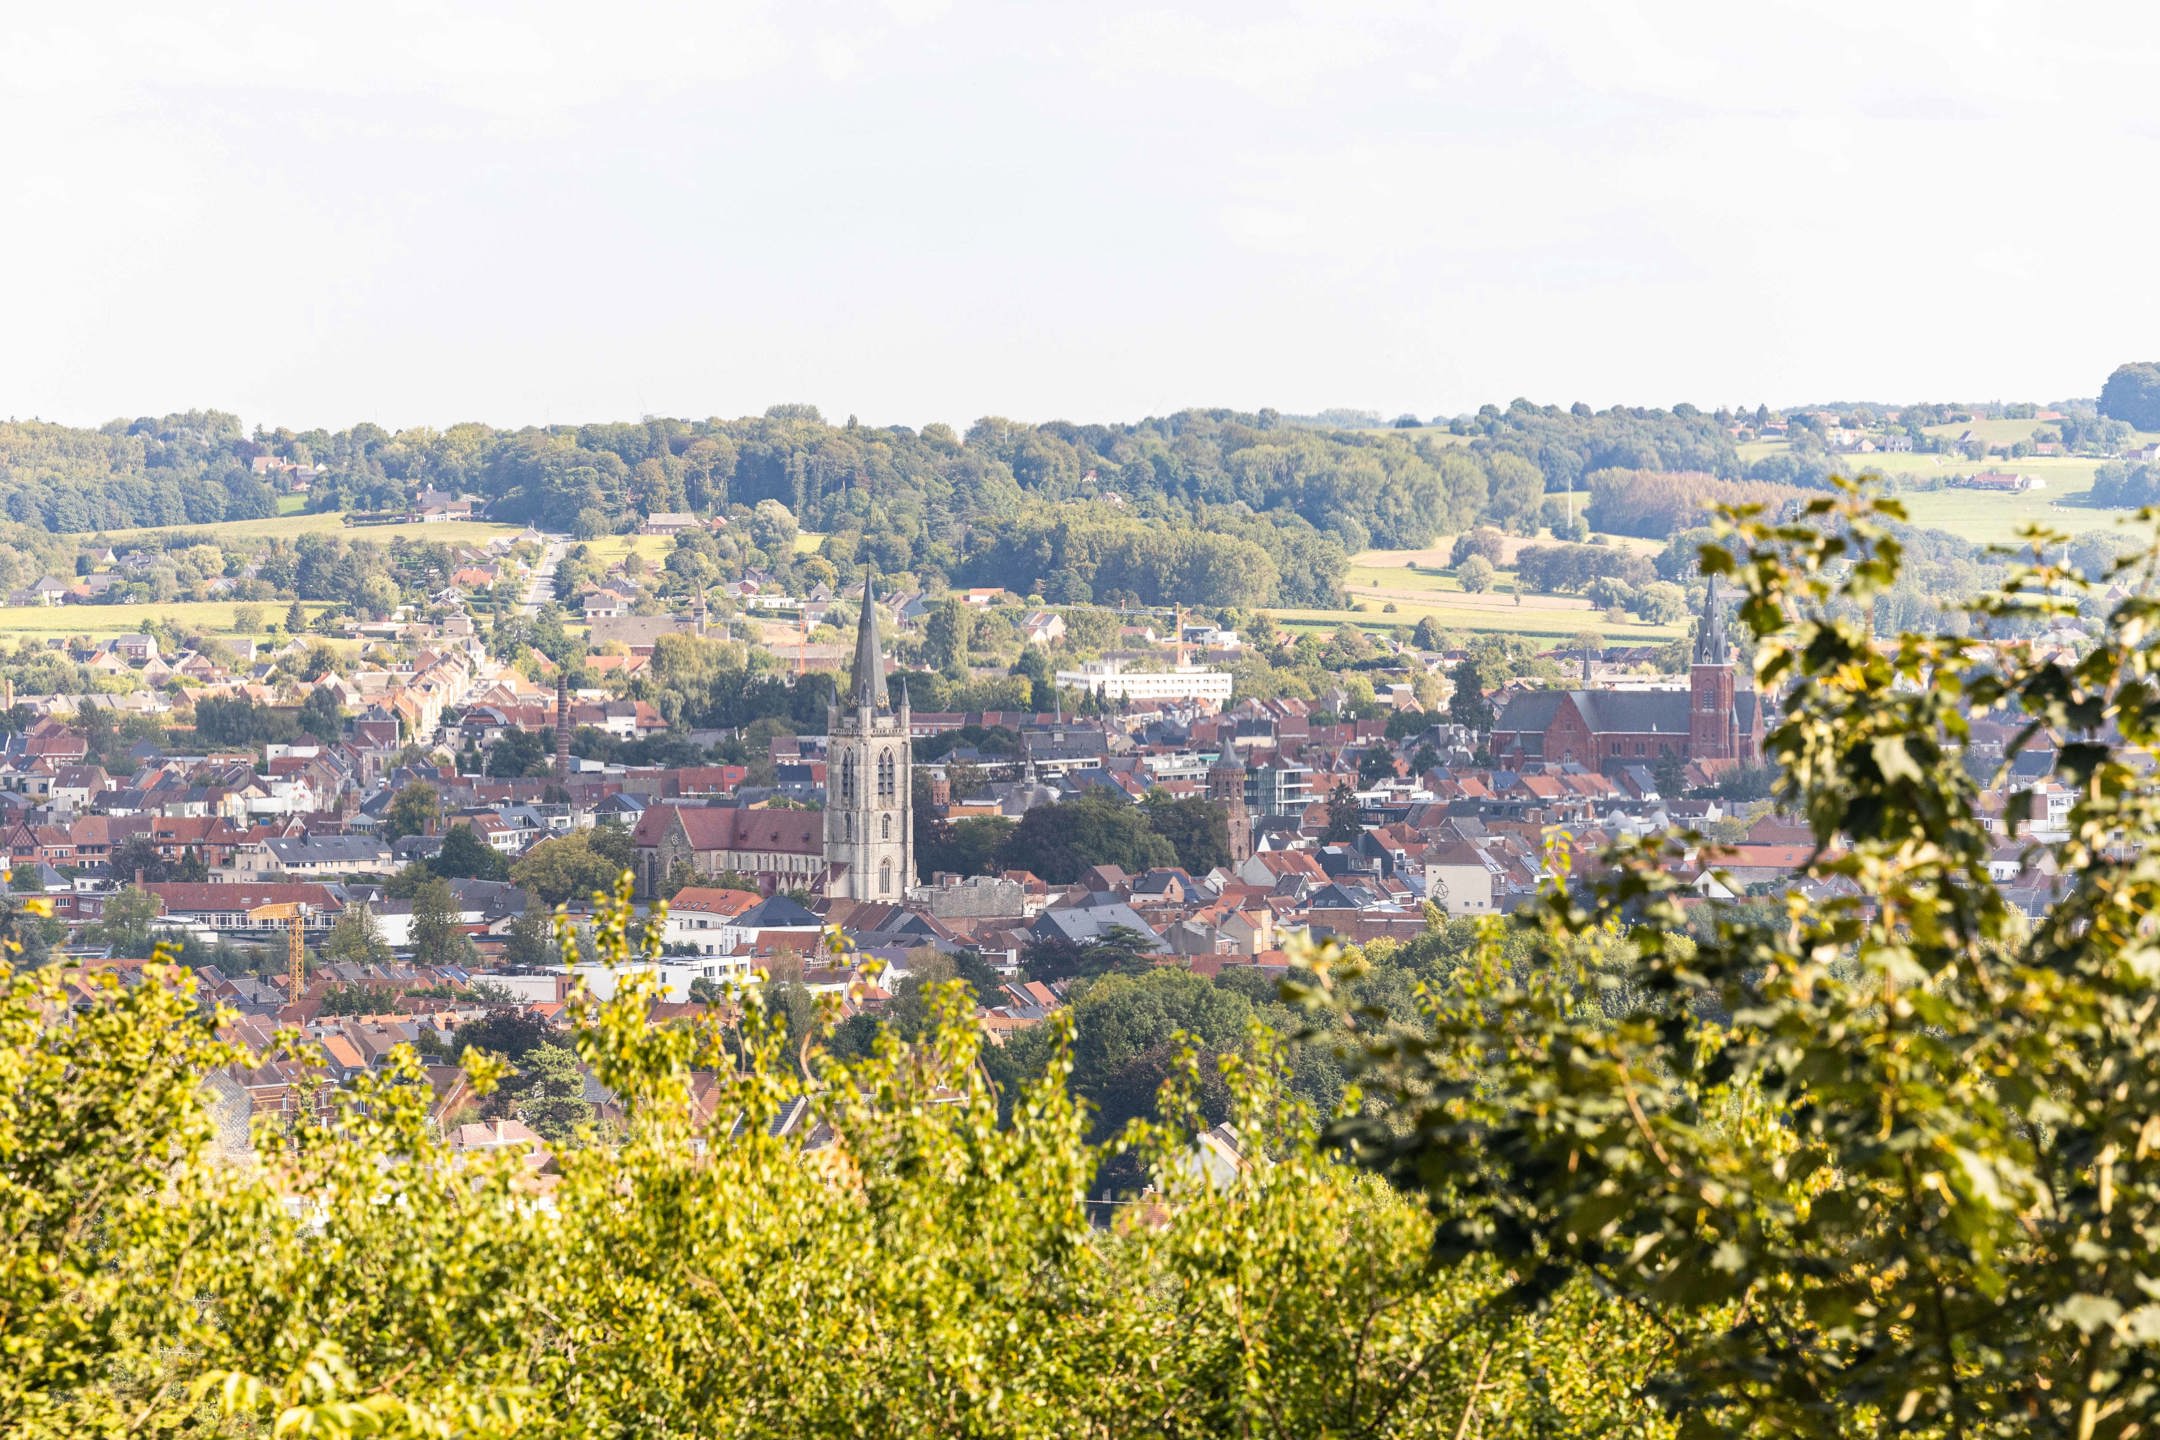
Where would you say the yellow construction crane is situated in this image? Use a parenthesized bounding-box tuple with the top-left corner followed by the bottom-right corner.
(249, 901, 310, 1005)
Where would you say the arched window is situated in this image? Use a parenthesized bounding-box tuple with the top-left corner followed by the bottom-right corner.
(881, 815, 891, 840)
(840, 751, 855, 803)
(879, 859, 893, 894)
(877, 748, 896, 801)
(844, 814, 853, 841)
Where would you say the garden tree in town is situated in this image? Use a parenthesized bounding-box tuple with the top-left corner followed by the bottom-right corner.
(89, 885, 160, 957)
(1018, 924, 1161, 985)
(296, 686, 343, 744)
(483, 1041, 592, 1143)
(655, 857, 703, 900)
(1138, 791, 1230, 875)
(994, 789, 1175, 883)
(1303, 482, 2160, 1440)
(317, 982, 399, 1017)
(509, 830, 635, 907)
(432, 821, 508, 881)
(1322, 781, 1361, 842)
(407, 876, 467, 967)
(915, 811, 1013, 881)
(1447, 654, 1496, 734)
(1652, 747, 1687, 800)
(923, 597, 971, 678)
(320, 902, 390, 967)
(485, 729, 551, 778)
(284, 598, 306, 631)
(106, 835, 171, 885)
(450, 1005, 551, 1062)
(1411, 615, 1446, 651)
(499, 905, 554, 969)
(382, 780, 440, 843)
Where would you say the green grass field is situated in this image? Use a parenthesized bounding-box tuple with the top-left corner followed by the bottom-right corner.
(577, 534, 678, 569)
(1269, 542, 1689, 645)
(0, 599, 338, 642)
(1271, 595, 1683, 645)
(1888, 487, 2149, 547)
(91, 512, 524, 547)
(1726, 443, 2146, 546)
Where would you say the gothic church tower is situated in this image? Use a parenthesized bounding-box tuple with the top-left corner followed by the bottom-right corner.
(824, 577, 915, 900)
(1688, 574, 1739, 763)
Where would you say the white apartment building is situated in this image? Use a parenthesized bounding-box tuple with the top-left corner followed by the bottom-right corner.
(1053, 659, 1234, 706)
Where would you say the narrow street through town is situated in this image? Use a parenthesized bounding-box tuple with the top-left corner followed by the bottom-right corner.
(519, 536, 565, 615)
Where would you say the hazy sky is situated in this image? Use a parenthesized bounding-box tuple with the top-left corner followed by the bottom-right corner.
(7, 1, 2159, 433)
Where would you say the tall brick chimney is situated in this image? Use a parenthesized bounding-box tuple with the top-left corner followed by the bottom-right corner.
(554, 673, 570, 781)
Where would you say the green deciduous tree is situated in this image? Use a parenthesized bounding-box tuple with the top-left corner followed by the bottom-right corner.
(321, 902, 390, 967)
(432, 821, 508, 881)
(2098, 360, 2160, 430)
(297, 686, 343, 744)
(407, 876, 467, 967)
(510, 830, 633, 906)
(383, 781, 440, 843)
(500, 905, 555, 969)
(1447, 655, 1495, 734)
(1307, 481, 2160, 1440)
(90, 885, 160, 957)
(995, 790, 1175, 883)
(1139, 792, 1230, 875)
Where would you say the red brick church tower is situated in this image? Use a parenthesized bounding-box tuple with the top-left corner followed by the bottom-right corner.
(1689, 574, 1738, 762)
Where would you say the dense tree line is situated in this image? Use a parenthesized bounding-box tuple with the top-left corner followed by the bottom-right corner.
(913, 786, 1231, 884)
(1449, 398, 1742, 492)
(0, 413, 277, 532)
(1582, 468, 1808, 539)
(2099, 361, 2160, 430)
(2090, 458, 2160, 508)
(1511, 540, 1656, 595)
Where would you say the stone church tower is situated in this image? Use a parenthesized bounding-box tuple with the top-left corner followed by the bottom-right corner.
(1688, 574, 1739, 763)
(1206, 757, 1253, 867)
(824, 577, 915, 901)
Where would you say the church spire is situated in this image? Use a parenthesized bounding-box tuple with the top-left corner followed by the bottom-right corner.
(1693, 573, 1731, 667)
(850, 574, 886, 709)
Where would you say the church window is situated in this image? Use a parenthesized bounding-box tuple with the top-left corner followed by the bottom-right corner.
(840, 751, 855, 803)
(845, 814, 853, 841)
(881, 815, 891, 840)
(877, 748, 896, 801)
(879, 859, 893, 894)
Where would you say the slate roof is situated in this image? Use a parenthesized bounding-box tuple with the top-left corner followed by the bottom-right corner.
(1494, 689, 1694, 738)
(734, 894, 823, 930)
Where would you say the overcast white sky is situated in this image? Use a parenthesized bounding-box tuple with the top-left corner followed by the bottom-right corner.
(6, 1, 2159, 432)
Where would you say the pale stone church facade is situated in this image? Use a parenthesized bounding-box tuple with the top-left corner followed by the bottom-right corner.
(823, 578, 915, 900)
